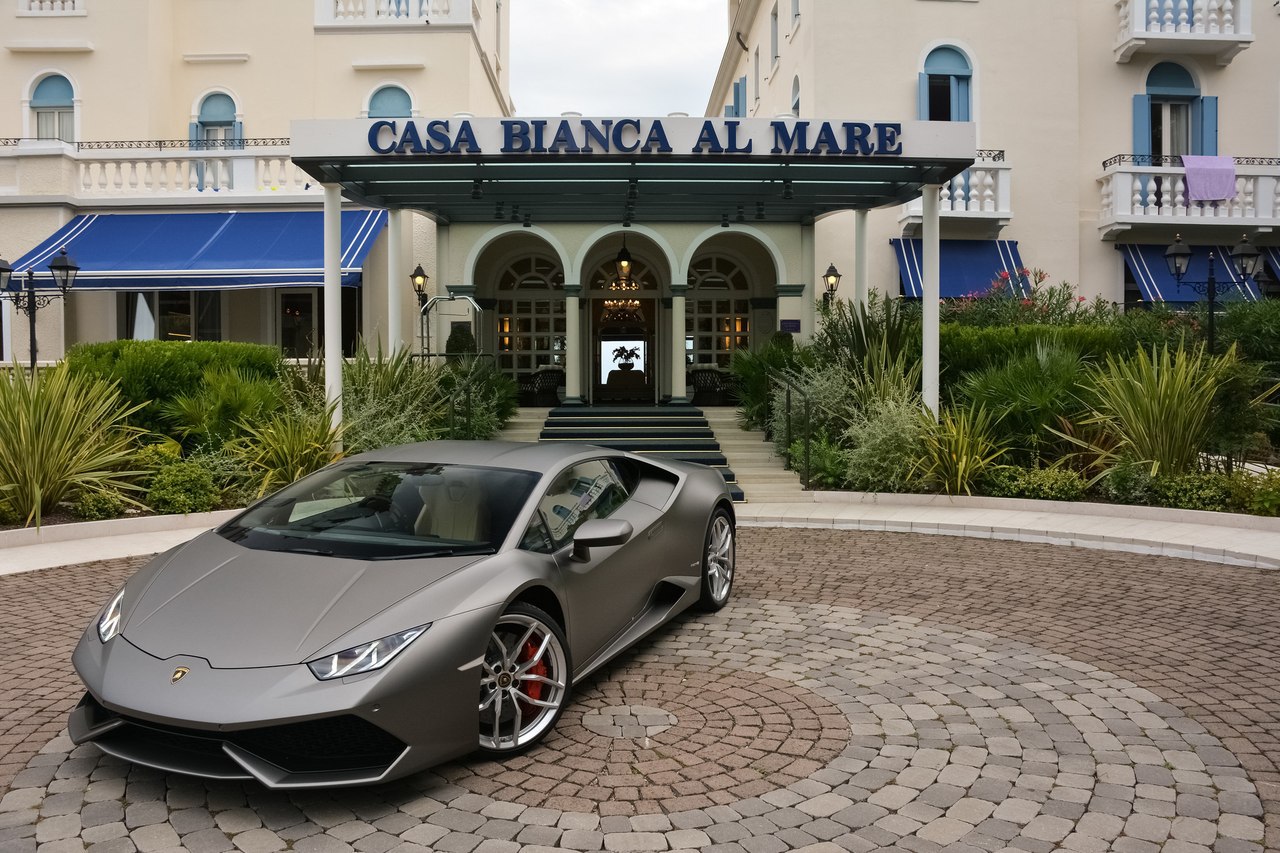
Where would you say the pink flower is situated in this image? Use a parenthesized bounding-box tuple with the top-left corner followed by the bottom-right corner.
(997, 270, 1011, 281)
(1078, 296, 1086, 302)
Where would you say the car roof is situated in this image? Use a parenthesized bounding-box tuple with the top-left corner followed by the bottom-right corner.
(344, 440, 620, 473)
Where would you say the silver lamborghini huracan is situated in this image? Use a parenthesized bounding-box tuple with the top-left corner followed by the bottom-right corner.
(69, 441, 735, 788)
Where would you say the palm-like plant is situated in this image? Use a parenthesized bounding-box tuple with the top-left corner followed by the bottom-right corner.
(230, 401, 343, 498)
(0, 363, 147, 526)
(1062, 344, 1231, 479)
(914, 405, 1009, 496)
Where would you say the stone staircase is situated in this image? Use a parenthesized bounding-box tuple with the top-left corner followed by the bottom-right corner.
(496, 404, 808, 503)
(700, 407, 809, 503)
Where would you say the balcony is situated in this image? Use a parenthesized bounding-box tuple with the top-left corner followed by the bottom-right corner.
(314, 0, 475, 29)
(1115, 0, 1253, 65)
(899, 150, 1012, 236)
(0, 138, 319, 204)
(1097, 154, 1280, 238)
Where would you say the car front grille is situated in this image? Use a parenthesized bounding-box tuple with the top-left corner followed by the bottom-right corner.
(86, 695, 406, 775)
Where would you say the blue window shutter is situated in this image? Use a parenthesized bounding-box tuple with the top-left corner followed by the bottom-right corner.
(918, 72, 930, 121)
(189, 122, 205, 190)
(188, 121, 200, 144)
(1132, 95, 1151, 157)
(953, 77, 970, 122)
(1192, 96, 1217, 155)
(232, 120, 244, 150)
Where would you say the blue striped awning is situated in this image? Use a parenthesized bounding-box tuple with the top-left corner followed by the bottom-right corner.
(1118, 243, 1260, 303)
(1265, 246, 1280, 284)
(890, 238, 1028, 299)
(12, 210, 386, 291)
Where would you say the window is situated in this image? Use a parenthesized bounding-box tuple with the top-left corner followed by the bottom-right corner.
(686, 255, 751, 368)
(1134, 62, 1215, 159)
(495, 255, 566, 378)
(118, 292, 222, 341)
(194, 92, 241, 146)
(368, 85, 412, 118)
(770, 4, 779, 63)
(31, 74, 74, 141)
(791, 76, 800, 117)
(531, 460, 630, 548)
(918, 46, 971, 122)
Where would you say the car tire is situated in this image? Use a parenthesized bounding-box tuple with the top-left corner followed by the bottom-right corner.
(477, 602, 572, 757)
(696, 507, 735, 611)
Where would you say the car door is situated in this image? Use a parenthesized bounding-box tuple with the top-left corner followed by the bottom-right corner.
(526, 459, 657, 662)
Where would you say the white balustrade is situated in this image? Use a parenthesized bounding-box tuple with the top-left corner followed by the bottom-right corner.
(1097, 160, 1280, 236)
(1115, 0, 1252, 63)
(318, 0, 466, 26)
(899, 159, 1012, 226)
(18, 0, 85, 13)
(73, 149, 316, 198)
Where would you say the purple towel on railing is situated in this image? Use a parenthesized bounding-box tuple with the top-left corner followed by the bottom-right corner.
(1182, 155, 1237, 202)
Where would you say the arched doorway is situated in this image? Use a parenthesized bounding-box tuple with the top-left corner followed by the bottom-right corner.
(685, 254, 753, 368)
(587, 253, 661, 404)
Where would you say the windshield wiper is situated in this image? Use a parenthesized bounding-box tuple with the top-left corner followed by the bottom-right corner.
(367, 547, 496, 561)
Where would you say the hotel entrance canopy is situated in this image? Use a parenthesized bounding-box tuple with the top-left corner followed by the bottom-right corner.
(290, 116, 976, 222)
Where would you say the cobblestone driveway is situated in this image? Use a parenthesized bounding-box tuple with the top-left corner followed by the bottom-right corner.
(1, 528, 1278, 852)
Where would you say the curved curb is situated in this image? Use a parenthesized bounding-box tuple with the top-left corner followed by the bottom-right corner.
(736, 492, 1280, 570)
(0, 509, 238, 550)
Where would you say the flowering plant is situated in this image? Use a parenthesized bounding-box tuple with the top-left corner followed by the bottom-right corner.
(941, 269, 1117, 327)
(612, 345, 640, 362)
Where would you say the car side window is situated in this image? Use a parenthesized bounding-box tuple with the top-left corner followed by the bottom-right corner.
(531, 460, 629, 549)
(519, 513, 556, 554)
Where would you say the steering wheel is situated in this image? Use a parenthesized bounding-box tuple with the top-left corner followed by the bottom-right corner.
(358, 495, 412, 531)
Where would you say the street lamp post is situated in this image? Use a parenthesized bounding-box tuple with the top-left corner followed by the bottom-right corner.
(1165, 234, 1263, 356)
(0, 248, 80, 372)
(822, 263, 841, 308)
(409, 263, 429, 355)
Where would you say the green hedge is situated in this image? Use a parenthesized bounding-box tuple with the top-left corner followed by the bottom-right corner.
(940, 324, 1127, 383)
(66, 340, 283, 434)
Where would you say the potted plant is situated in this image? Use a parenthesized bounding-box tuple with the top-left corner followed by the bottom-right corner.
(612, 345, 640, 371)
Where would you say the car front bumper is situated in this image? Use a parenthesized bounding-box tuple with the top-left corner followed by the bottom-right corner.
(69, 603, 502, 788)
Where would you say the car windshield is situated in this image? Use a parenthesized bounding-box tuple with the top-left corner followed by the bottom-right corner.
(218, 461, 539, 560)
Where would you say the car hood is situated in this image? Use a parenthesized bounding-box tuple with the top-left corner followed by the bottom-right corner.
(121, 530, 483, 668)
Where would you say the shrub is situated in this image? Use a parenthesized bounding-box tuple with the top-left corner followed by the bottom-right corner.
(230, 400, 343, 497)
(0, 363, 147, 526)
(1248, 469, 1280, 516)
(133, 441, 183, 489)
(729, 338, 810, 431)
(915, 406, 1009, 496)
(445, 324, 478, 358)
(1100, 459, 1154, 506)
(812, 292, 920, 375)
(185, 447, 259, 509)
(941, 275, 1118, 328)
(66, 340, 282, 434)
(341, 343, 450, 453)
(1148, 471, 1238, 513)
(439, 358, 519, 440)
(979, 466, 1086, 502)
(159, 367, 281, 449)
(1065, 345, 1229, 479)
(955, 341, 1090, 466)
(70, 489, 126, 521)
(146, 461, 221, 515)
(787, 434, 849, 490)
(844, 397, 927, 493)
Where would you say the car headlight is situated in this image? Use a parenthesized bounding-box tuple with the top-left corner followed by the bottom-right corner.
(98, 589, 126, 643)
(306, 625, 429, 681)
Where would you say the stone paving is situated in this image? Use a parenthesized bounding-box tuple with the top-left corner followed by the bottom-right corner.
(2, 528, 1279, 853)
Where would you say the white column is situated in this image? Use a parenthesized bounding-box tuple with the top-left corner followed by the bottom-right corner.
(670, 286, 687, 403)
(323, 184, 344, 440)
(800, 224, 816, 339)
(386, 209, 404, 355)
(854, 209, 869, 308)
(922, 185, 941, 418)
(563, 286, 582, 405)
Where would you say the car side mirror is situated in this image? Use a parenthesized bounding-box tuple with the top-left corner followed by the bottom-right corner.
(570, 518, 633, 563)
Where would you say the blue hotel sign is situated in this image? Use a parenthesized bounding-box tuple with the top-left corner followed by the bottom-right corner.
(367, 117, 906, 158)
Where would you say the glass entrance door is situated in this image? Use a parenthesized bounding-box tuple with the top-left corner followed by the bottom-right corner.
(591, 297, 656, 404)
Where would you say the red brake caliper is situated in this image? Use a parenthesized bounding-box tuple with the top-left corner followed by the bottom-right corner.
(517, 638, 547, 715)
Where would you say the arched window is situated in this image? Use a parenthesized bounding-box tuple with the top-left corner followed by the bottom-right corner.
(193, 92, 241, 148)
(495, 255, 565, 376)
(31, 74, 74, 141)
(791, 76, 800, 117)
(1134, 62, 1215, 158)
(686, 255, 751, 368)
(918, 46, 971, 122)
(369, 85, 412, 118)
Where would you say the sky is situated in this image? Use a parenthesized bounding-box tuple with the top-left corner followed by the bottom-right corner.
(508, 0, 728, 117)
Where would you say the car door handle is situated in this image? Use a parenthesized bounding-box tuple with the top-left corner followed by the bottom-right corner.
(647, 521, 664, 540)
